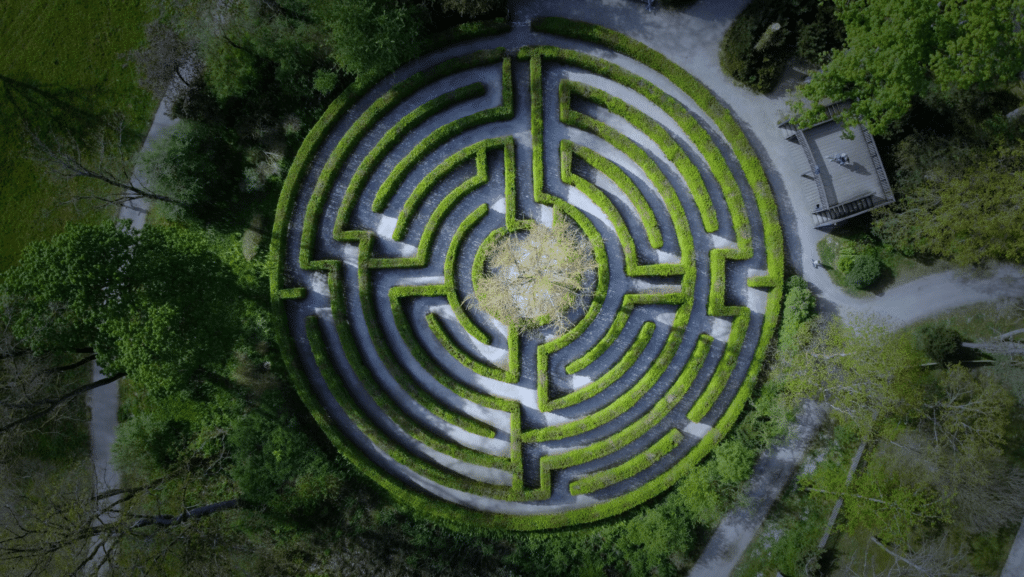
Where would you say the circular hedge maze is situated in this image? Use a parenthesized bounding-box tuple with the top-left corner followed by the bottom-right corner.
(270, 18, 784, 529)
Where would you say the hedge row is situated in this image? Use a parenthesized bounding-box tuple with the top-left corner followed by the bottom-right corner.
(495, 17, 787, 526)
(550, 76, 698, 266)
(444, 203, 492, 344)
(523, 42, 746, 244)
(339, 256, 501, 440)
(532, 17, 783, 286)
(369, 138, 508, 269)
(531, 205, 612, 395)
(526, 304, 693, 442)
(561, 79, 719, 234)
(560, 140, 692, 277)
(529, 55, 544, 201)
(425, 312, 514, 382)
(393, 141, 485, 241)
(565, 305, 632, 375)
(525, 55, 617, 407)
(306, 314, 521, 500)
(296, 47, 505, 268)
(522, 42, 756, 276)
(550, 333, 712, 491)
(550, 321, 655, 410)
(567, 140, 662, 249)
(569, 429, 683, 495)
(368, 56, 514, 215)
(346, 82, 485, 226)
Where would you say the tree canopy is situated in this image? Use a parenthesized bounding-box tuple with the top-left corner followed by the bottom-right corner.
(0, 221, 241, 393)
(871, 136, 1024, 265)
(794, 0, 1024, 135)
(774, 314, 926, 438)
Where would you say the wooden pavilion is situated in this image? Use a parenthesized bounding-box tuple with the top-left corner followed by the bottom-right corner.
(779, 103, 894, 229)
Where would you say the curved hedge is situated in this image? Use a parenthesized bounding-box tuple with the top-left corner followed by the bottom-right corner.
(269, 17, 784, 531)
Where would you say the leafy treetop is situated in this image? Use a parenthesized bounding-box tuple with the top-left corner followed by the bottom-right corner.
(0, 221, 242, 393)
(794, 0, 1024, 136)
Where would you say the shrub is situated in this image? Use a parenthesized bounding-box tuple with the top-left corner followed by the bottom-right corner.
(916, 325, 962, 364)
(112, 414, 190, 475)
(783, 276, 816, 325)
(714, 439, 757, 486)
(778, 276, 817, 352)
(837, 252, 882, 289)
(718, 0, 843, 93)
(227, 413, 347, 518)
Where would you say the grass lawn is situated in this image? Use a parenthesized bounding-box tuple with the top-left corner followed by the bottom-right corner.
(0, 0, 157, 271)
(900, 299, 1024, 343)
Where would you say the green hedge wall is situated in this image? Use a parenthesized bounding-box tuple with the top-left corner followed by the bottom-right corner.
(269, 17, 785, 532)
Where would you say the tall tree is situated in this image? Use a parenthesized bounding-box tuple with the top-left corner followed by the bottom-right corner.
(26, 118, 181, 208)
(140, 119, 246, 230)
(0, 221, 241, 394)
(793, 0, 1024, 136)
(0, 309, 112, 461)
(871, 137, 1024, 265)
(773, 315, 926, 438)
(315, 0, 427, 79)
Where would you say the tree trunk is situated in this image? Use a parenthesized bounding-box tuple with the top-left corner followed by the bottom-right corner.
(0, 371, 125, 433)
(130, 499, 241, 528)
(49, 354, 97, 373)
(869, 536, 929, 574)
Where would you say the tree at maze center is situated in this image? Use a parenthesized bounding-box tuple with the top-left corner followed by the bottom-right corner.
(469, 214, 596, 335)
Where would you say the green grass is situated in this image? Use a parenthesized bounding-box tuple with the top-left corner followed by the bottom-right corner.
(899, 299, 1024, 343)
(0, 0, 158, 270)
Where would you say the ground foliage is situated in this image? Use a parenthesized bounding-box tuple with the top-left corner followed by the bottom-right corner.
(0, 0, 157, 270)
(764, 299, 1024, 574)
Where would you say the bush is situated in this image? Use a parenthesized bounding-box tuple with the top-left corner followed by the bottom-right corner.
(228, 413, 347, 518)
(778, 276, 817, 352)
(112, 414, 190, 475)
(714, 439, 757, 486)
(718, 0, 843, 93)
(837, 252, 882, 289)
(916, 325, 962, 364)
(783, 276, 816, 324)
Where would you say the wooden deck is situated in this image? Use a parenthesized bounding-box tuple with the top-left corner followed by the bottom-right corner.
(803, 121, 884, 207)
(779, 105, 895, 229)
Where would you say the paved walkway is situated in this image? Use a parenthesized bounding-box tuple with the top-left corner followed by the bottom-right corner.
(1002, 521, 1024, 577)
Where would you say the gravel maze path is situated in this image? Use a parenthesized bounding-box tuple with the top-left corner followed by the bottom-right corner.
(270, 18, 784, 528)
